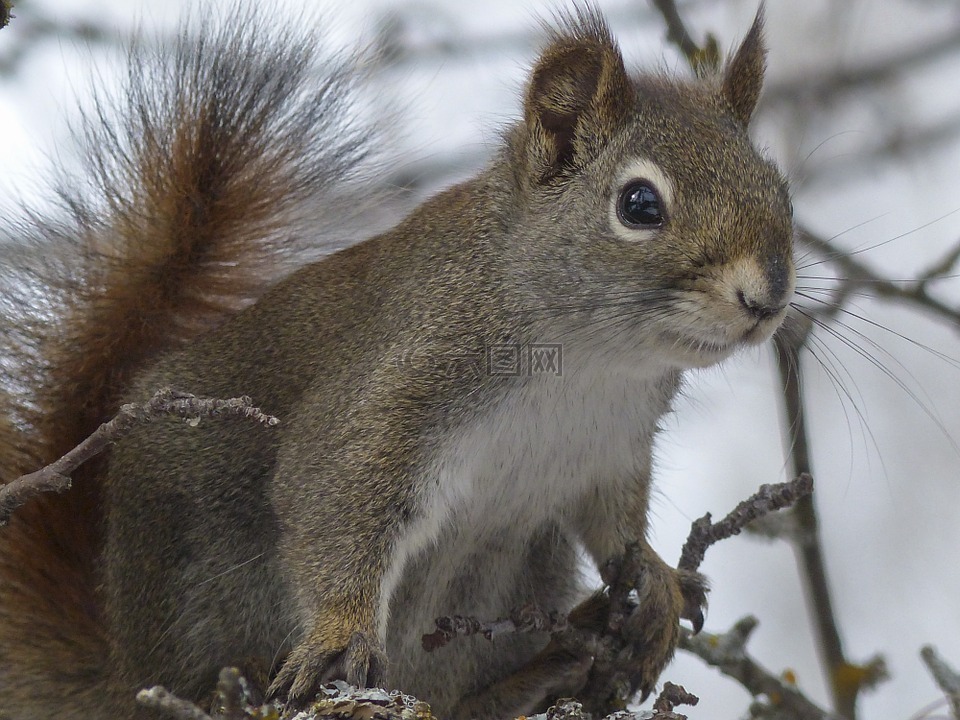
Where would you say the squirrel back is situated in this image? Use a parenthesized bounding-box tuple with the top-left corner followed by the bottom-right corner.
(0, 10, 387, 717)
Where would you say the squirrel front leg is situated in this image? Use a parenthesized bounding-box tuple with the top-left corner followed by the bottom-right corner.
(575, 473, 708, 703)
(267, 385, 425, 705)
(268, 423, 410, 706)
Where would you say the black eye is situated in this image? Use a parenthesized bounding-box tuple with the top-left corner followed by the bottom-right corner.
(617, 180, 664, 228)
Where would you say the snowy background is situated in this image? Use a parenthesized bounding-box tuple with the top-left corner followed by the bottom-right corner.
(2, 0, 960, 717)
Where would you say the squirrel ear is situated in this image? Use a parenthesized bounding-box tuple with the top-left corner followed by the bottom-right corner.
(721, 8, 767, 126)
(523, 12, 632, 181)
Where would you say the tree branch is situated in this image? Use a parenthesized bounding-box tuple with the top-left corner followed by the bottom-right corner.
(921, 646, 960, 720)
(774, 325, 863, 719)
(797, 227, 960, 329)
(0, 388, 279, 526)
(423, 475, 813, 715)
(677, 474, 813, 572)
(137, 686, 213, 720)
(680, 617, 839, 720)
(648, 0, 720, 73)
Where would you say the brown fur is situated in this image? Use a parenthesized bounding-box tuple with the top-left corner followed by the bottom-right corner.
(0, 9, 383, 718)
(0, 7, 790, 720)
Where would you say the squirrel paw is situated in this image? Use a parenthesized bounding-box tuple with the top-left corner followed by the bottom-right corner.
(623, 566, 708, 701)
(268, 630, 387, 706)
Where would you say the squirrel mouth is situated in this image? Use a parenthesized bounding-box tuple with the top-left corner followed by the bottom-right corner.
(664, 331, 737, 366)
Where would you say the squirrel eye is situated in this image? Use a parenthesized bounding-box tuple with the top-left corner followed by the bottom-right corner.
(617, 180, 664, 228)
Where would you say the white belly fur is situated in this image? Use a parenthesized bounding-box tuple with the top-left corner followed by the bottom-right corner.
(379, 353, 679, 643)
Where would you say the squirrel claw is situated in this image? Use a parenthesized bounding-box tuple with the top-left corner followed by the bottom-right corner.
(677, 569, 709, 635)
(268, 630, 387, 707)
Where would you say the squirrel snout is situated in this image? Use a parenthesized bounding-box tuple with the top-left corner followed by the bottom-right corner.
(736, 288, 786, 321)
(733, 257, 794, 322)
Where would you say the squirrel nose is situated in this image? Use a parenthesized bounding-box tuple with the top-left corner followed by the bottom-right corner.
(736, 288, 786, 320)
(736, 255, 793, 320)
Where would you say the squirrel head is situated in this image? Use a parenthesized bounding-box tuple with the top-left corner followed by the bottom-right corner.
(505, 8, 794, 369)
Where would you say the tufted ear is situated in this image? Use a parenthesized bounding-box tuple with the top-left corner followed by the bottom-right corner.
(721, 8, 767, 126)
(523, 10, 633, 182)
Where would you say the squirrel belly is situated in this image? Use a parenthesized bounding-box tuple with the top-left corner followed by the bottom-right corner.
(0, 5, 794, 720)
(383, 354, 682, 711)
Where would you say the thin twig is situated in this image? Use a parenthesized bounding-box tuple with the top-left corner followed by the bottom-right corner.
(797, 227, 960, 329)
(921, 646, 960, 720)
(0, 388, 279, 526)
(677, 474, 814, 572)
(680, 617, 839, 720)
(422, 605, 570, 651)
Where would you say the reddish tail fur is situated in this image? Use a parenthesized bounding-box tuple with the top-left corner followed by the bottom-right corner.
(0, 9, 385, 717)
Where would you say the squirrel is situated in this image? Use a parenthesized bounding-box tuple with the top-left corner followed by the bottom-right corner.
(0, 5, 794, 720)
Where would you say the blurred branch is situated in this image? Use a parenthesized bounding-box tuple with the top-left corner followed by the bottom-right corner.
(371, 1, 713, 69)
(774, 327, 864, 720)
(0, 3, 128, 77)
(796, 115, 960, 189)
(762, 27, 960, 109)
(680, 617, 838, 720)
(920, 646, 960, 720)
(648, 0, 720, 72)
(797, 227, 960, 329)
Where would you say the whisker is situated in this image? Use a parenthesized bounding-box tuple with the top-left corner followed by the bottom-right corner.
(791, 305, 960, 455)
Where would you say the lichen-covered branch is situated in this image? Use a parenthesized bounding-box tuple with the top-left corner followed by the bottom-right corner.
(680, 617, 839, 720)
(422, 605, 571, 651)
(677, 474, 813, 572)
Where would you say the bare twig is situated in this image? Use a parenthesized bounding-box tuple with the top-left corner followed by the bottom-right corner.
(680, 617, 838, 720)
(0, 388, 279, 526)
(136, 685, 213, 720)
(797, 227, 960, 329)
(677, 474, 814, 572)
(422, 605, 570, 651)
(921, 646, 960, 720)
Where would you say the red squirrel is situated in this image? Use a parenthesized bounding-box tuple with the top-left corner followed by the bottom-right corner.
(0, 6, 792, 719)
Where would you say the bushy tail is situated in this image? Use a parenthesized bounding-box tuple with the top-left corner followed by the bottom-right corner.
(0, 8, 388, 717)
